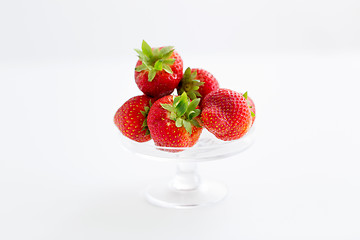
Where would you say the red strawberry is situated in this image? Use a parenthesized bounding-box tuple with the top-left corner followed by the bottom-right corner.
(243, 91, 256, 126)
(177, 67, 219, 101)
(201, 88, 252, 141)
(114, 95, 154, 142)
(134, 40, 183, 98)
(147, 92, 203, 150)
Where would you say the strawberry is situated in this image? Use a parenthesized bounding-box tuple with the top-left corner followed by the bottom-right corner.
(114, 95, 154, 142)
(147, 92, 203, 150)
(243, 91, 256, 126)
(201, 88, 252, 141)
(134, 40, 183, 98)
(177, 67, 219, 101)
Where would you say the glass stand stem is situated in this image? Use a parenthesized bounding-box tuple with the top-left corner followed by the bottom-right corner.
(146, 162, 227, 208)
(170, 162, 200, 191)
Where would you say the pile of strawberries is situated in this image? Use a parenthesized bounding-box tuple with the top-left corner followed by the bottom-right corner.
(114, 41, 256, 150)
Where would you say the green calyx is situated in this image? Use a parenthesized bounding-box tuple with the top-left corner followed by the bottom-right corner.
(160, 92, 202, 135)
(134, 40, 176, 82)
(140, 100, 152, 135)
(177, 67, 204, 100)
(243, 91, 248, 100)
(243, 91, 255, 118)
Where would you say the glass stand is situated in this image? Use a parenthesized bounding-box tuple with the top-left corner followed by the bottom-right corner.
(120, 128, 255, 209)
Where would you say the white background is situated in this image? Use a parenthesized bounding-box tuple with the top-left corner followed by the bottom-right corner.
(1, 0, 360, 239)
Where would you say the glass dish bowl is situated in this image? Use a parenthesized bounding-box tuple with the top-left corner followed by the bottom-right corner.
(120, 127, 255, 208)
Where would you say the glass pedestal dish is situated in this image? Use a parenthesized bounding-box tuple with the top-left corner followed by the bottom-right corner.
(120, 127, 255, 209)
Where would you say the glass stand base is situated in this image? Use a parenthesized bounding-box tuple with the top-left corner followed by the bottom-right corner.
(145, 179, 228, 209)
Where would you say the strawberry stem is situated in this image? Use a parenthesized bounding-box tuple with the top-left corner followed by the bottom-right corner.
(177, 67, 204, 100)
(160, 92, 201, 135)
(135, 40, 176, 82)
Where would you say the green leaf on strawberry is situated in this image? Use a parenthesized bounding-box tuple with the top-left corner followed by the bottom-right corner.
(154, 60, 163, 71)
(190, 119, 201, 128)
(160, 92, 201, 135)
(175, 118, 183, 128)
(174, 92, 188, 116)
(159, 46, 174, 57)
(160, 103, 173, 112)
(243, 91, 248, 100)
(183, 120, 192, 135)
(141, 40, 153, 58)
(243, 91, 256, 120)
(177, 67, 205, 100)
(163, 64, 173, 74)
(147, 69, 155, 82)
(139, 100, 152, 135)
(173, 95, 181, 106)
(186, 98, 200, 118)
(134, 40, 176, 82)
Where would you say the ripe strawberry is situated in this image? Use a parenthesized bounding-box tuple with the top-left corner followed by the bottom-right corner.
(243, 91, 256, 126)
(134, 40, 183, 98)
(147, 92, 203, 150)
(114, 95, 154, 142)
(177, 67, 219, 101)
(201, 88, 252, 141)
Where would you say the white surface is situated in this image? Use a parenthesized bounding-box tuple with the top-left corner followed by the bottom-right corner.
(1, 0, 360, 239)
(1, 54, 360, 239)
